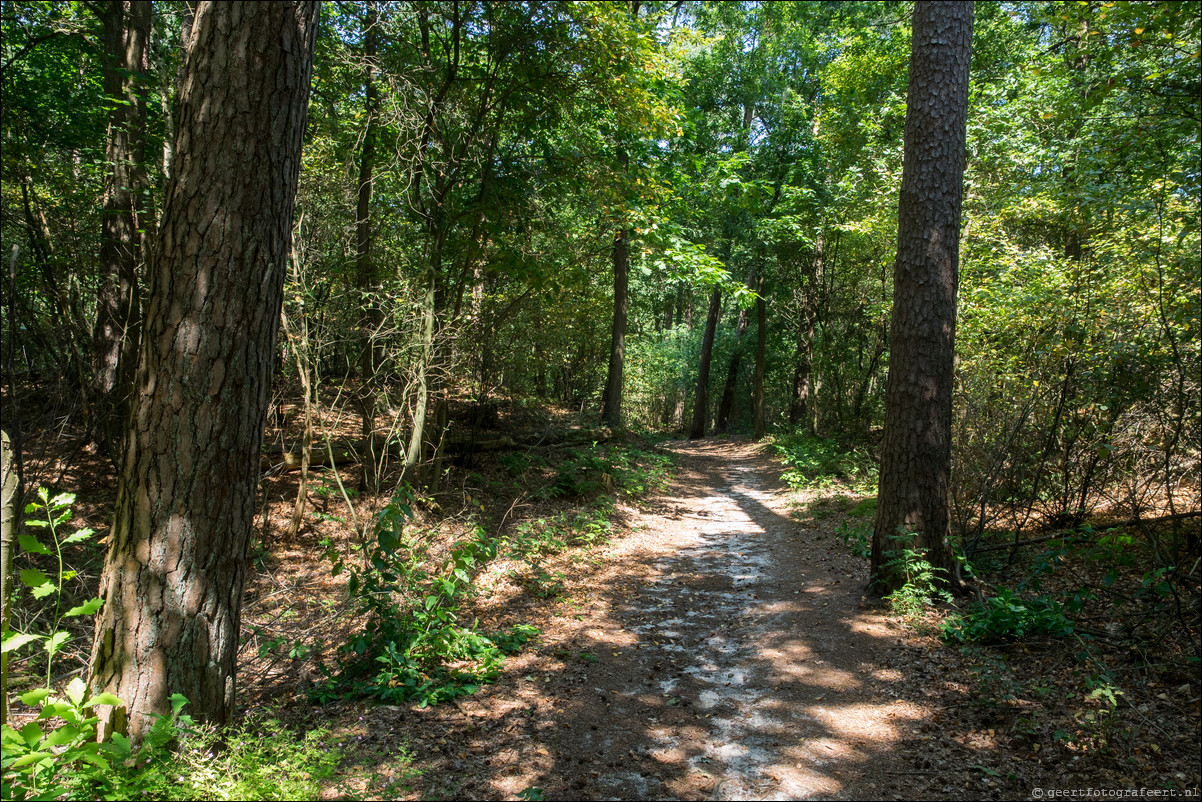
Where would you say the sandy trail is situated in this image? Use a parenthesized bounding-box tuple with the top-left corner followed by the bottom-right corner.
(463, 438, 921, 800)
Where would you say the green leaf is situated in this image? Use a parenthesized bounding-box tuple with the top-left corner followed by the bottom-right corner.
(63, 527, 95, 544)
(50, 492, 76, 508)
(44, 724, 80, 747)
(83, 692, 123, 709)
(66, 677, 86, 705)
(1, 632, 43, 654)
(18, 533, 50, 555)
(19, 567, 51, 589)
(39, 700, 73, 720)
(19, 722, 45, 748)
(64, 598, 104, 617)
(169, 693, 189, 716)
(18, 688, 52, 706)
(30, 583, 56, 599)
(44, 630, 70, 657)
(10, 751, 54, 769)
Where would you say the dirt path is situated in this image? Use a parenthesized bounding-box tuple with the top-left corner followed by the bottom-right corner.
(397, 438, 919, 800)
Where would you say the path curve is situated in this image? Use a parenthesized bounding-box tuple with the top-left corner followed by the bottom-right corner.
(464, 438, 923, 800)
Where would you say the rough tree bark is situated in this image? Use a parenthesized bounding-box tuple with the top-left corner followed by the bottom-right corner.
(88, 0, 319, 740)
(870, 0, 973, 595)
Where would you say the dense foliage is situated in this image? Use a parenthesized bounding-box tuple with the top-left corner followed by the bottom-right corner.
(1, 0, 1198, 795)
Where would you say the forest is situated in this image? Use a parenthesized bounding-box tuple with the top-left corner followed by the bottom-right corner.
(0, 1, 1199, 799)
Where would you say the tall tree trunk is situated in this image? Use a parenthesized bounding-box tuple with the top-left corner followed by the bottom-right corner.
(88, 0, 318, 741)
(788, 303, 816, 429)
(404, 247, 438, 479)
(600, 223, 629, 428)
(90, 0, 151, 463)
(689, 286, 722, 440)
(870, 0, 973, 595)
(355, 2, 381, 492)
(716, 267, 757, 432)
(753, 273, 767, 440)
(789, 234, 830, 430)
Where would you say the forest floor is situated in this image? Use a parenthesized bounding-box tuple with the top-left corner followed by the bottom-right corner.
(261, 436, 1199, 801)
(7, 415, 1200, 800)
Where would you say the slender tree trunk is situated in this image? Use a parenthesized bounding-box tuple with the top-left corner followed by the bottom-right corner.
(404, 251, 438, 479)
(870, 0, 973, 595)
(355, 3, 381, 492)
(88, 0, 318, 741)
(788, 304, 816, 429)
(600, 224, 629, 428)
(753, 273, 767, 440)
(789, 235, 828, 430)
(280, 300, 313, 539)
(716, 267, 757, 432)
(91, 0, 151, 463)
(689, 286, 722, 440)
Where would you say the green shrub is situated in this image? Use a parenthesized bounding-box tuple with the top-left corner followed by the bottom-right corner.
(771, 434, 877, 492)
(316, 486, 536, 708)
(545, 443, 671, 500)
(835, 519, 872, 559)
(3, 491, 339, 801)
(878, 530, 952, 624)
(942, 586, 1075, 644)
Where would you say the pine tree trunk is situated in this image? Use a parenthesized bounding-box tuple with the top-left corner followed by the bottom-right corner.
(689, 286, 723, 440)
(870, 0, 973, 595)
(88, 0, 318, 741)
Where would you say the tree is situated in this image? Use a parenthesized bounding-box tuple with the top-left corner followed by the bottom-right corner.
(688, 286, 722, 439)
(870, 0, 973, 594)
(89, 1, 151, 461)
(600, 213, 630, 428)
(87, 0, 320, 740)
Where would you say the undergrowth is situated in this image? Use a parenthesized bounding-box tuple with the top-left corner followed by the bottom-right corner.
(313, 486, 537, 708)
(770, 433, 877, 493)
(313, 441, 673, 708)
(2, 490, 344, 802)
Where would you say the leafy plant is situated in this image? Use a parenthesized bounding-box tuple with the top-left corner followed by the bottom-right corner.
(879, 530, 951, 624)
(1, 489, 121, 801)
(317, 486, 536, 708)
(543, 444, 671, 501)
(4, 489, 104, 686)
(835, 519, 872, 559)
(941, 586, 1074, 644)
(1, 675, 123, 800)
(771, 434, 878, 493)
(79, 699, 341, 801)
